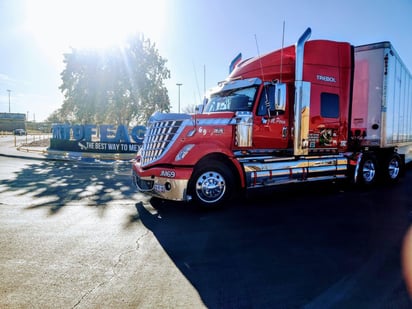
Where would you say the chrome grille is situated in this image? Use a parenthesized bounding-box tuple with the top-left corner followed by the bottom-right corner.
(140, 119, 183, 166)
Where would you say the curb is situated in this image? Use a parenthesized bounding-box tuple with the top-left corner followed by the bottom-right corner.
(0, 152, 56, 162)
(1, 147, 136, 165)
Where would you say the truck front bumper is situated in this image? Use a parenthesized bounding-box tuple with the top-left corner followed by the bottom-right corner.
(132, 162, 193, 202)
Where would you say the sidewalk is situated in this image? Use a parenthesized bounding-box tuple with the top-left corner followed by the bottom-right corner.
(0, 138, 136, 164)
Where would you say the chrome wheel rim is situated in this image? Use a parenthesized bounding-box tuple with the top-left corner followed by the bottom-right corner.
(362, 160, 376, 183)
(388, 157, 400, 179)
(195, 171, 226, 204)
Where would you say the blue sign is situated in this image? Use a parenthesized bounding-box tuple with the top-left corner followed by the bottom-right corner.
(50, 124, 146, 153)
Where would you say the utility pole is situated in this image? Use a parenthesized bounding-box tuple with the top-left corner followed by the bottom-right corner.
(7, 89, 11, 113)
(176, 83, 182, 113)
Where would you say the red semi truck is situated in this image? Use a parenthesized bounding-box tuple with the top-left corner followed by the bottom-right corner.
(132, 28, 412, 207)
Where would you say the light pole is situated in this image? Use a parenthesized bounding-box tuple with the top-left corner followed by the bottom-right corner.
(176, 83, 182, 113)
(7, 89, 11, 113)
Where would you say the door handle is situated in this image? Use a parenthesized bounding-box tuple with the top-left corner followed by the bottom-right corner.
(282, 126, 288, 138)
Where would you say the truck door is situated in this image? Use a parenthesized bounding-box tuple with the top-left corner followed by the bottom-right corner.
(253, 84, 289, 149)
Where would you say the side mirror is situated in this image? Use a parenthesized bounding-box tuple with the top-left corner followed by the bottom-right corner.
(196, 97, 209, 114)
(196, 104, 204, 114)
(274, 83, 286, 112)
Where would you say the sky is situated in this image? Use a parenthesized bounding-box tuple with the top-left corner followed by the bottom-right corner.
(0, 0, 411, 122)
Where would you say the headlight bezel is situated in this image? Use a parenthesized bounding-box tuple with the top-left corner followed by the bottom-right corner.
(175, 144, 195, 161)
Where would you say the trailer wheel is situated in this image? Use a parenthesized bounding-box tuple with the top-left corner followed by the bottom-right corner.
(385, 153, 402, 183)
(189, 160, 235, 207)
(358, 155, 378, 186)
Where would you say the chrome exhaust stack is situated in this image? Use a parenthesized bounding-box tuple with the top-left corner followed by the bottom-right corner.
(293, 27, 312, 156)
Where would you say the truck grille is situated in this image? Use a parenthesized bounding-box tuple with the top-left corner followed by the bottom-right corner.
(140, 120, 183, 166)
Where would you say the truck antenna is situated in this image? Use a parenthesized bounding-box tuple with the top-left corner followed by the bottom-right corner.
(280, 21, 285, 82)
(193, 61, 202, 103)
(255, 34, 271, 118)
(204, 64, 206, 96)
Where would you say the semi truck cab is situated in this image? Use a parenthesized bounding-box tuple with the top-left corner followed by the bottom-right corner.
(132, 28, 411, 207)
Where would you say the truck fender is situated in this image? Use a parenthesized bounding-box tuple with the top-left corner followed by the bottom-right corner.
(180, 142, 246, 188)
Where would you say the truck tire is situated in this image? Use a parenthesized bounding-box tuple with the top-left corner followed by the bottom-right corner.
(189, 160, 235, 207)
(358, 154, 378, 186)
(384, 153, 402, 183)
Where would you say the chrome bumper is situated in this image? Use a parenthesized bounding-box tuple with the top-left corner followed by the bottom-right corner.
(132, 170, 191, 202)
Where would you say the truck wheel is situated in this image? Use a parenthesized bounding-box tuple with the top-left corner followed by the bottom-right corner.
(189, 160, 235, 207)
(358, 155, 378, 185)
(385, 154, 402, 183)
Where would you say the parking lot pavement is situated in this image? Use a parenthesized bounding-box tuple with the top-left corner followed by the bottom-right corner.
(2, 135, 412, 307)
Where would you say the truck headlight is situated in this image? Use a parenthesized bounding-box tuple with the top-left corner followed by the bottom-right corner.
(175, 144, 195, 161)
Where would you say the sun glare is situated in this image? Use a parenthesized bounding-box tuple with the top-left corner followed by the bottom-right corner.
(25, 0, 167, 54)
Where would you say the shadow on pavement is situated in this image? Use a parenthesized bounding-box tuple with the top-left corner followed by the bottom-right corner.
(137, 172, 412, 308)
(0, 160, 135, 215)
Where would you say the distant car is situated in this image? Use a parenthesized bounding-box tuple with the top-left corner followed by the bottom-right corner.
(13, 129, 26, 136)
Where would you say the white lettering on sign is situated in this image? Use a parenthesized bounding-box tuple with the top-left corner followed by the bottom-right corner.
(52, 124, 146, 143)
(316, 75, 336, 83)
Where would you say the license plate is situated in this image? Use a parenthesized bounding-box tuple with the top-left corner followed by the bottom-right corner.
(154, 184, 165, 193)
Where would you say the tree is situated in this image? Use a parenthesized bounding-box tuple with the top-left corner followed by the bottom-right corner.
(58, 34, 171, 125)
(46, 108, 69, 123)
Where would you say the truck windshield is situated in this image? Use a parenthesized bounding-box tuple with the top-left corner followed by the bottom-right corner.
(204, 86, 258, 113)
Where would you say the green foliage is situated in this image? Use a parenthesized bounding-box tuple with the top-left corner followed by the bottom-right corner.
(58, 34, 170, 125)
(45, 109, 67, 123)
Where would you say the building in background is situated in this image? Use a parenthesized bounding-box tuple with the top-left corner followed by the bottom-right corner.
(0, 113, 26, 132)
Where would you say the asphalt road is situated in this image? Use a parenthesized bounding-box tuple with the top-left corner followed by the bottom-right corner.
(0, 134, 31, 147)
(1, 156, 412, 308)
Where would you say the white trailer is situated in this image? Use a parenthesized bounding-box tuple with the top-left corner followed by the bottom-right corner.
(352, 42, 412, 163)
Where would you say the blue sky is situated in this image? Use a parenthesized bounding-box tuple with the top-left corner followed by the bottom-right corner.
(0, 0, 411, 122)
